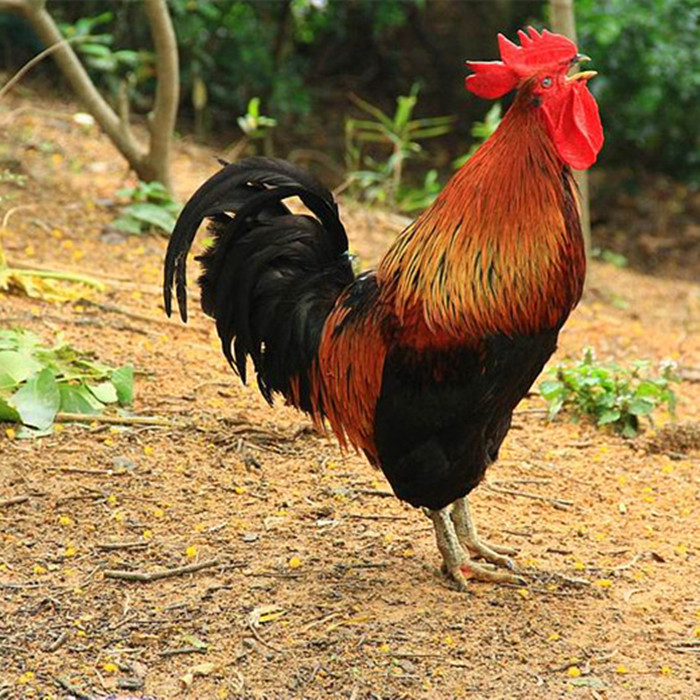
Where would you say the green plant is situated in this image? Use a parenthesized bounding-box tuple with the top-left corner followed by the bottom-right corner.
(396, 169, 442, 213)
(539, 348, 680, 437)
(60, 12, 153, 104)
(228, 97, 278, 158)
(0, 328, 133, 436)
(452, 102, 502, 169)
(113, 180, 181, 235)
(345, 84, 455, 208)
(591, 247, 629, 268)
(576, 0, 700, 178)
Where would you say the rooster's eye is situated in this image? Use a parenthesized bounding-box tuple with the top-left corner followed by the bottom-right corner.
(541, 77, 553, 89)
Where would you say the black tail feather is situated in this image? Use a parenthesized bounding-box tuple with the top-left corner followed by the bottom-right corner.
(163, 157, 354, 407)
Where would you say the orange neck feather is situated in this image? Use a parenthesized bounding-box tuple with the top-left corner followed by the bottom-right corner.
(377, 89, 586, 346)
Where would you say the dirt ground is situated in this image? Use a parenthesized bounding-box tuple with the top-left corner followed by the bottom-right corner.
(1, 91, 699, 700)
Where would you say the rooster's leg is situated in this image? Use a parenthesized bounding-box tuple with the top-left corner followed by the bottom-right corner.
(426, 506, 523, 588)
(451, 497, 518, 568)
(426, 507, 470, 590)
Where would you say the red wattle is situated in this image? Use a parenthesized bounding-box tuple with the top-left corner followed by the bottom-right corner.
(550, 82, 604, 170)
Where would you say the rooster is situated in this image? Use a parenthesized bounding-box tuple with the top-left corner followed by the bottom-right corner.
(164, 27, 603, 589)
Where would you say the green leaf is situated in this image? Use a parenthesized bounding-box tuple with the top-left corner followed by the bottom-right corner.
(59, 383, 104, 414)
(0, 395, 20, 422)
(88, 380, 118, 404)
(598, 408, 621, 425)
(122, 202, 177, 232)
(112, 216, 144, 234)
(0, 350, 43, 387)
(628, 397, 655, 416)
(111, 365, 134, 406)
(539, 380, 563, 400)
(9, 368, 60, 430)
(621, 422, 638, 438)
(635, 381, 662, 398)
(351, 94, 395, 131)
(0, 329, 40, 352)
(16, 425, 54, 439)
(86, 56, 118, 73)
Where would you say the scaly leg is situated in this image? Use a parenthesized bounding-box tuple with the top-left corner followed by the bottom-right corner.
(426, 505, 523, 588)
(426, 507, 470, 590)
(451, 496, 518, 569)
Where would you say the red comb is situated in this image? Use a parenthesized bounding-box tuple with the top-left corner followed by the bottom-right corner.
(466, 26, 578, 99)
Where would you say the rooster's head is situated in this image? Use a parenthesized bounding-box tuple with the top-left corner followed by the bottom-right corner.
(465, 27, 604, 170)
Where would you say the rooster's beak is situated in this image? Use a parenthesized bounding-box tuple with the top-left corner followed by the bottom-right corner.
(568, 70, 598, 82)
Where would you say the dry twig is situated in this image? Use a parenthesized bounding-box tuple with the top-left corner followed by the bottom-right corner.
(485, 483, 573, 510)
(247, 620, 284, 654)
(97, 540, 150, 551)
(55, 412, 177, 427)
(160, 646, 207, 657)
(45, 631, 68, 652)
(0, 495, 29, 508)
(103, 558, 219, 583)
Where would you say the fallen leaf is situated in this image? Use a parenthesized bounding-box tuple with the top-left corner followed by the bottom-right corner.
(180, 662, 218, 689)
(248, 604, 285, 628)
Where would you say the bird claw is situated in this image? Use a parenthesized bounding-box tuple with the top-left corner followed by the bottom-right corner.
(458, 561, 525, 585)
(462, 540, 516, 569)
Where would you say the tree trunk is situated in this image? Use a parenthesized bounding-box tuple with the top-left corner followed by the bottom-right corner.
(550, 0, 592, 260)
(0, 0, 179, 192)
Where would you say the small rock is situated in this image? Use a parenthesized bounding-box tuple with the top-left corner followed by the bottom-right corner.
(101, 228, 130, 244)
(117, 676, 144, 691)
(112, 456, 136, 471)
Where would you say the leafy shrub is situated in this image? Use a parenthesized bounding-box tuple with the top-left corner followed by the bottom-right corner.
(230, 97, 278, 158)
(345, 84, 454, 209)
(0, 329, 133, 435)
(113, 181, 180, 235)
(576, 0, 700, 178)
(539, 348, 680, 437)
(60, 12, 153, 107)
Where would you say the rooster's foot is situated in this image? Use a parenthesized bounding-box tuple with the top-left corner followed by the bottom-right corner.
(452, 496, 518, 569)
(451, 560, 525, 585)
(426, 505, 524, 590)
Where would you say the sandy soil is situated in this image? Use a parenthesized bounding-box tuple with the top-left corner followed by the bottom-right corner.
(1, 91, 699, 700)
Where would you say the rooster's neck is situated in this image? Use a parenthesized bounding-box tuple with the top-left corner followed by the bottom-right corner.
(377, 94, 586, 346)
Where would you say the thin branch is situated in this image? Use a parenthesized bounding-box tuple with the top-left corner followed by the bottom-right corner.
(0, 33, 91, 102)
(159, 646, 207, 658)
(247, 619, 284, 654)
(103, 558, 220, 583)
(0, 495, 29, 508)
(354, 489, 394, 498)
(97, 540, 150, 551)
(55, 412, 175, 427)
(45, 631, 69, 653)
(485, 483, 573, 510)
